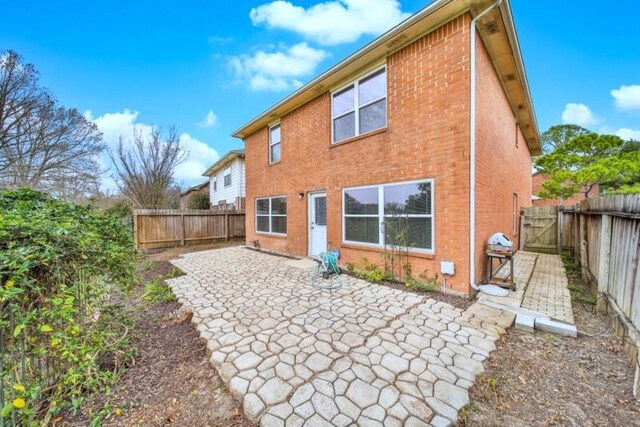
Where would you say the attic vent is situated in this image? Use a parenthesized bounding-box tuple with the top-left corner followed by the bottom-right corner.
(503, 73, 516, 82)
(386, 34, 408, 50)
(483, 20, 499, 34)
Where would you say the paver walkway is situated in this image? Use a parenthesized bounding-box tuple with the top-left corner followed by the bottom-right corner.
(521, 253, 574, 324)
(480, 251, 575, 325)
(167, 247, 514, 426)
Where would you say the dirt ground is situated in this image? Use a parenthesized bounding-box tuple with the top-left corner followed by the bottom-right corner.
(62, 240, 250, 427)
(461, 266, 640, 426)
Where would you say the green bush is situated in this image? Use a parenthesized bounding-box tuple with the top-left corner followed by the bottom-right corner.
(0, 189, 137, 423)
(104, 199, 132, 219)
(187, 191, 210, 209)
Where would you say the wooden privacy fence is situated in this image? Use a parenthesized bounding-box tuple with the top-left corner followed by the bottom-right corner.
(133, 209, 245, 250)
(559, 194, 640, 395)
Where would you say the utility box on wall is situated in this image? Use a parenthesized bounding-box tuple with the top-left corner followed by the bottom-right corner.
(440, 260, 455, 276)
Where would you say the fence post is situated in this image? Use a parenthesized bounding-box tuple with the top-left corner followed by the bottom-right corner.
(597, 214, 612, 314)
(225, 213, 230, 241)
(579, 214, 589, 283)
(133, 211, 139, 250)
(557, 208, 562, 254)
(181, 213, 185, 247)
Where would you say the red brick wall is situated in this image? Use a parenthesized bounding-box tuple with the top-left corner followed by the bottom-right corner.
(245, 15, 473, 294)
(474, 32, 533, 283)
(532, 172, 599, 207)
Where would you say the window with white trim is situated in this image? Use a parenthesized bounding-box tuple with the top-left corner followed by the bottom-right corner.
(212, 177, 217, 192)
(343, 180, 433, 250)
(269, 124, 281, 163)
(332, 67, 387, 143)
(224, 167, 232, 187)
(256, 196, 287, 234)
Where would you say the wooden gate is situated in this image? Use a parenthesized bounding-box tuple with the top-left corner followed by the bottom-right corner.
(521, 206, 559, 254)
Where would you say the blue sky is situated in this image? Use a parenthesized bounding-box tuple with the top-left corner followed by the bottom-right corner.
(1, 0, 638, 189)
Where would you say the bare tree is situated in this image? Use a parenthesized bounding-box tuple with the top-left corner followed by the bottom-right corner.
(109, 127, 186, 208)
(0, 50, 46, 172)
(0, 50, 105, 199)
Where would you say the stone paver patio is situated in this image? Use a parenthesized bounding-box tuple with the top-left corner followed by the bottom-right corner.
(167, 247, 515, 426)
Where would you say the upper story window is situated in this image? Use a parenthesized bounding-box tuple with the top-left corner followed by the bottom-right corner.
(269, 124, 281, 163)
(224, 167, 232, 187)
(332, 67, 387, 144)
(212, 177, 217, 192)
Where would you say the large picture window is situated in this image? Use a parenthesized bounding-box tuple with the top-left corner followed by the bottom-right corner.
(343, 180, 433, 251)
(269, 124, 281, 163)
(332, 67, 387, 143)
(256, 196, 287, 235)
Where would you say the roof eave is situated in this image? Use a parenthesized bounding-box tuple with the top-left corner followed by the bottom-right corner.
(202, 150, 245, 177)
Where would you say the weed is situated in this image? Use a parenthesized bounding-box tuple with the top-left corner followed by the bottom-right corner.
(142, 279, 176, 303)
(406, 278, 438, 292)
(487, 377, 497, 389)
(163, 266, 184, 279)
(141, 260, 154, 271)
(346, 261, 356, 273)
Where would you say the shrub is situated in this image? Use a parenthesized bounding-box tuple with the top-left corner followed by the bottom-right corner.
(0, 189, 137, 423)
(104, 199, 133, 219)
(187, 191, 210, 209)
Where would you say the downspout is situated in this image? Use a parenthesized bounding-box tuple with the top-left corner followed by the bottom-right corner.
(469, 0, 503, 292)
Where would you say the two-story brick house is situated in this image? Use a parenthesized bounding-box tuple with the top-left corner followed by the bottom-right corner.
(232, 0, 541, 296)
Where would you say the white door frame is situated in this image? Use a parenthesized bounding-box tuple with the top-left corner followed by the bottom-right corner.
(308, 191, 327, 256)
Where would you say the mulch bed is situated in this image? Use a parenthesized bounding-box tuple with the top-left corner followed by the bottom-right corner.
(379, 280, 474, 311)
(460, 264, 640, 426)
(338, 269, 473, 311)
(62, 241, 250, 427)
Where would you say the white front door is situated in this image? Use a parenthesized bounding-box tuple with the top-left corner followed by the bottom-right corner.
(309, 192, 327, 257)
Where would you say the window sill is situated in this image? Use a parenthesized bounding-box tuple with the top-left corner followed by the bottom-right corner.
(340, 242, 434, 259)
(256, 232, 287, 239)
(268, 161, 281, 167)
(330, 127, 387, 148)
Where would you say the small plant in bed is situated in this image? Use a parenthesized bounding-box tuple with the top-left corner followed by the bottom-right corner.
(143, 278, 177, 303)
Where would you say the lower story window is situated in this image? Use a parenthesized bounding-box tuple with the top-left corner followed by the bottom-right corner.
(343, 180, 433, 250)
(256, 196, 287, 234)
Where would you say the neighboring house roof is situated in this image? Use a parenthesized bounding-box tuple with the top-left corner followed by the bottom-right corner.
(180, 180, 209, 197)
(202, 149, 245, 177)
(231, 0, 541, 155)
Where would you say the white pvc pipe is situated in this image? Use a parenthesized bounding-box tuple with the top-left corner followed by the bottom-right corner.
(470, 0, 503, 292)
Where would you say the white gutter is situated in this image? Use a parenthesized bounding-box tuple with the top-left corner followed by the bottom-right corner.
(469, 0, 503, 292)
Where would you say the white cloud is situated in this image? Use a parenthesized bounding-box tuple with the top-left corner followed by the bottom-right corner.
(561, 103, 598, 127)
(611, 85, 640, 111)
(250, 0, 410, 45)
(197, 110, 218, 128)
(229, 42, 328, 91)
(616, 128, 640, 141)
(84, 109, 219, 189)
